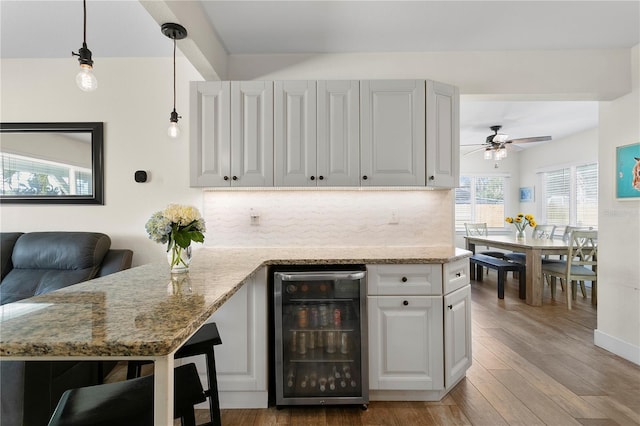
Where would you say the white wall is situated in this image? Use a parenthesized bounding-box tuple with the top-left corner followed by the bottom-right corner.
(595, 45, 640, 364)
(0, 58, 204, 266)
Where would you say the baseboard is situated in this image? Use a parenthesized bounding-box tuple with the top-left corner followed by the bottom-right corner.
(594, 329, 640, 366)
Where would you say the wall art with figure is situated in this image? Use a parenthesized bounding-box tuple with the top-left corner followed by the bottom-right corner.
(616, 142, 640, 199)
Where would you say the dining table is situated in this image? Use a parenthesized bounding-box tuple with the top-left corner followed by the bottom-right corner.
(464, 234, 570, 306)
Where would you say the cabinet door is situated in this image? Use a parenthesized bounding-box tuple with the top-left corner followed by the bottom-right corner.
(231, 81, 274, 187)
(317, 81, 360, 186)
(444, 285, 472, 388)
(207, 267, 267, 392)
(190, 81, 231, 187)
(274, 81, 317, 186)
(360, 80, 425, 186)
(426, 80, 459, 188)
(368, 296, 443, 390)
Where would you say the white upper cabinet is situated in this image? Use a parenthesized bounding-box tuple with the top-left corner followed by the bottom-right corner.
(317, 81, 361, 186)
(360, 80, 426, 186)
(190, 81, 231, 187)
(426, 81, 460, 188)
(192, 79, 458, 188)
(274, 81, 360, 187)
(190, 81, 273, 187)
(231, 81, 274, 187)
(274, 81, 317, 186)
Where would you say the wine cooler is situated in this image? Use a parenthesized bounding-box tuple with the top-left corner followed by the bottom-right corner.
(273, 266, 368, 407)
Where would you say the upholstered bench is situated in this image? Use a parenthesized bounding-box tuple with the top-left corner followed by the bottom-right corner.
(470, 253, 526, 299)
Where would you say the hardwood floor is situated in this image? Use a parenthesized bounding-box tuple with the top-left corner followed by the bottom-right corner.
(211, 275, 640, 425)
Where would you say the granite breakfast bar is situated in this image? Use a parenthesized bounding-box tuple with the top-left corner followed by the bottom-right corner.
(0, 246, 470, 425)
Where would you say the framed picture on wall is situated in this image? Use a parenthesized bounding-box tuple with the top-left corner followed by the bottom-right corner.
(616, 142, 640, 200)
(519, 186, 534, 202)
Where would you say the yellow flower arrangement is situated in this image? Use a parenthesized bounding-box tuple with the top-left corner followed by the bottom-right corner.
(505, 213, 536, 234)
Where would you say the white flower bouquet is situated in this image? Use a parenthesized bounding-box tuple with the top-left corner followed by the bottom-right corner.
(146, 204, 206, 270)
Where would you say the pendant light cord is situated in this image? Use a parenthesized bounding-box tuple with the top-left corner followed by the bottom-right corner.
(173, 38, 177, 111)
(82, 0, 87, 45)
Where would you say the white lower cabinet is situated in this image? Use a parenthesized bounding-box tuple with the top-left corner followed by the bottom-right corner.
(444, 285, 472, 388)
(368, 295, 444, 390)
(191, 267, 268, 408)
(367, 260, 471, 400)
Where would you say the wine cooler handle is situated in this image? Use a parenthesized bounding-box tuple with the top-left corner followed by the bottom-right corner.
(277, 271, 366, 281)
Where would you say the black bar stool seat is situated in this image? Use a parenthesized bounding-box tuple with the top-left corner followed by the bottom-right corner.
(127, 322, 222, 426)
(47, 363, 205, 426)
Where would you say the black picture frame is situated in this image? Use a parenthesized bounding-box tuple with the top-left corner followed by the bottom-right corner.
(0, 122, 104, 204)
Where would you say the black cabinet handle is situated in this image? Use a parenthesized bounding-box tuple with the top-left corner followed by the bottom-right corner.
(223, 176, 229, 181)
(232, 176, 238, 181)
(403, 300, 409, 306)
(310, 176, 315, 181)
(362, 175, 368, 180)
(429, 175, 435, 181)
(448, 304, 453, 310)
(401, 277, 408, 283)
(318, 176, 324, 180)
(456, 272, 461, 277)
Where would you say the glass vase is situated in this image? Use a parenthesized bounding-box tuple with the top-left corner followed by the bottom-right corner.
(167, 242, 192, 273)
(516, 229, 526, 240)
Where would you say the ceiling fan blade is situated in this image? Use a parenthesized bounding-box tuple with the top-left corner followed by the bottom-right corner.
(506, 136, 552, 144)
(463, 145, 490, 156)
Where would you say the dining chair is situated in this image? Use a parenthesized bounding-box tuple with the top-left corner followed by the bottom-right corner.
(542, 230, 597, 310)
(545, 225, 595, 296)
(464, 223, 506, 275)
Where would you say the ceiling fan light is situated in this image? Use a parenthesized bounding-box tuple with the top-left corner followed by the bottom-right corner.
(494, 148, 507, 160)
(484, 149, 493, 160)
(493, 133, 509, 143)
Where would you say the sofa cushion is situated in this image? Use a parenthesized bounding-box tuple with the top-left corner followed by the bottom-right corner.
(1, 232, 24, 280)
(0, 232, 110, 305)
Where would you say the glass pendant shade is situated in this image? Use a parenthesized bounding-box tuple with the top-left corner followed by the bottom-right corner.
(168, 121, 181, 138)
(484, 149, 493, 160)
(76, 64, 97, 92)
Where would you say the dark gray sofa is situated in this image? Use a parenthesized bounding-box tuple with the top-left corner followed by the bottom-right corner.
(0, 232, 133, 426)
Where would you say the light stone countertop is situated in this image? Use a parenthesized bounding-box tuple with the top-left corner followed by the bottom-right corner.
(0, 246, 470, 358)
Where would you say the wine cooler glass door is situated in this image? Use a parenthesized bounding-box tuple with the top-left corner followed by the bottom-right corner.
(274, 270, 368, 406)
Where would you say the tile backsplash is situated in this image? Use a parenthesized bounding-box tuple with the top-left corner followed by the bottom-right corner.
(203, 189, 453, 248)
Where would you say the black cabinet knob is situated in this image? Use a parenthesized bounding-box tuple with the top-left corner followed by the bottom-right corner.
(403, 300, 409, 306)
(456, 272, 461, 277)
(223, 176, 229, 181)
(401, 276, 408, 283)
(232, 176, 238, 181)
(362, 175, 368, 180)
(429, 175, 435, 181)
(448, 304, 453, 310)
(310, 176, 315, 181)
(318, 176, 324, 180)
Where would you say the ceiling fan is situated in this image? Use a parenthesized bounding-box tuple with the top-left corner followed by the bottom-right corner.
(466, 125, 552, 160)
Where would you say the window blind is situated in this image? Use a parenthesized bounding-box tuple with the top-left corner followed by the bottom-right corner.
(540, 162, 598, 227)
(455, 175, 506, 228)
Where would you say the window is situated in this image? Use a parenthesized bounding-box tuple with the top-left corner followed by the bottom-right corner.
(455, 175, 507, 229)
(540, 163, 598, 227)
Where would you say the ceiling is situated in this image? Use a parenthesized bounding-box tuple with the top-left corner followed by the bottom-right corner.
(2, 1, 638, 150)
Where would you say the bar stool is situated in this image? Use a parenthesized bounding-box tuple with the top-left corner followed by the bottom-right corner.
(127, 322, 222, 426)
(47, 363, 205, 426)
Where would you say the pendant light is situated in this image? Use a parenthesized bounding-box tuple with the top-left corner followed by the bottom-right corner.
(72, 0, 97, 92)
(161, 23, 188, 139)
